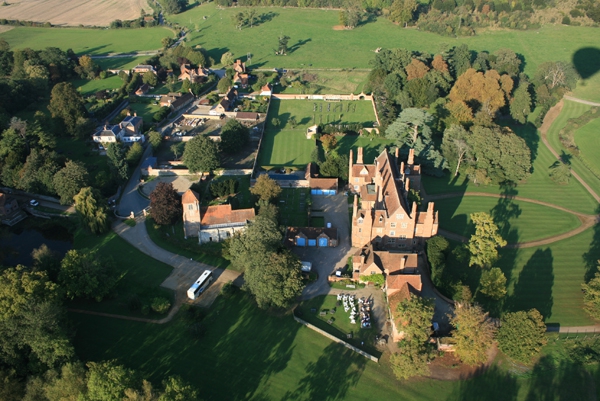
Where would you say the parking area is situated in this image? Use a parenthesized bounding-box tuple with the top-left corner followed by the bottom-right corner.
(140, 175, 195, 196)
(294, 193, 355, 299)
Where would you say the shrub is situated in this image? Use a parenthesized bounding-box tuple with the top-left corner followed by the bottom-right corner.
(220, 281, 236, 298)
(562, 16, 571, 25)
(151, 297, 171, 314)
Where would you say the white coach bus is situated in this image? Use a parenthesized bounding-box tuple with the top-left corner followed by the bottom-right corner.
(187, 270, 213, 300)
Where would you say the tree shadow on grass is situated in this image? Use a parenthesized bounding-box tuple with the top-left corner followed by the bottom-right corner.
(524, 354, 597, 401)
(445, 364, 519, 401)
(505, 248, 554, 321)
(582, 204, 600, 282)
(280, 342, 367, 401)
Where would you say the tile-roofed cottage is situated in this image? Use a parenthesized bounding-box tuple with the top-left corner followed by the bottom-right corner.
(233, 59, 246, 74)
(305, 162, 338, 195)
(92, 125, 120, 144)
(132, 64, 157, 75)
(181, 189, 255, 243)
(260, 83, 273, 96)
(120, 114, 144, 143)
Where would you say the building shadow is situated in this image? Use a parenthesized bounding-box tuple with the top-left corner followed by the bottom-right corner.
(445, 364, 519, 401)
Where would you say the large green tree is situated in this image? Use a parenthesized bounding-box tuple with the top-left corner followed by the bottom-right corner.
(582, 266, 600, 320)
(390, 340, 430, 380)
(441, 124, 470, 177)
(479, 267, 507, 300)
(73, 187, 110, 235)
(395, 296, 434, 342)
(450, 303, 497, 365)
(106, 143, 129, 184)
(243, 249, 304, 309)
(220, 119, 249, 154)
(182, 135, 220, 174)
(0, 265, 59, 321)
(509, 81, 532, 124)
(386, 108, 433, 145)
(497, 309, 547, 363)
(250, 174, 282, 202)
(468, 212, 507, 268)
(59, 250, 116, 301)
(53, 160, 89, 205)
(47, 82, 87, 136)
(150, 182, 182, 225)
(228, 214, 282, 272)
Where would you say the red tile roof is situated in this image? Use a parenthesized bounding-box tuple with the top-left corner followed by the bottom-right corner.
(182, 189, 199, 204)
(386, 274, 422, 292)
(200, 204, 255, 226)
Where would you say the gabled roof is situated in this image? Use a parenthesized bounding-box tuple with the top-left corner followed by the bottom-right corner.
(261, 83, 272, 92)
(93, 125, 120, 137)
(182, 189, 200, 204)
(200, 204, 255, 226)
(235, 112, 259, 120)
(386, 274, 422, 292)
(171, 93, 194, 109)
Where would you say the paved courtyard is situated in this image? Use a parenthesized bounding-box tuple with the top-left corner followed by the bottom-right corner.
(140, 175, 195, 197)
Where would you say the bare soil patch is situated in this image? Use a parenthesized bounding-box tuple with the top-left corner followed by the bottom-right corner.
(0, 0, 150, 26)
(0, 25, 14, 33)
(332, 25, 346, 30)
(427, 343, 499, 380)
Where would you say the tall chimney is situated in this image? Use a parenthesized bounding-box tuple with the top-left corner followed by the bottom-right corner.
(400, 161, 405, 178)
(400, 256, 406, 271)
(357, 147, 364, 164)
(349, 149, 354, 170)
(395, 147, 399, 158)
(408, 148, 415, 165)
(353, 195, 358, 219)
(405, 177, 410, 192)
(411, 200, 417, 216)
(428, 201, 434, 214)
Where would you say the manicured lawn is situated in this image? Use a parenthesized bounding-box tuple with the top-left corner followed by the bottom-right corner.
(123, 100, 162, 124)
(0, 26, 171, 55)
(445, 226, 599, 326)
(276, 69, 371, 95)
(278, 188, 310, 227)
(95, 56, 151, 71)
(545, 100, 600, 199)
(422, 118, 599, 215)
(70, 229, 173, 318)
(435, 196, 581, 244)
(70, 290, 600, 400)
(70, 291, 453, 401)
(574, 117, 600, 177)
(295, 295, 379, 356)
(145, 218, 232, 270)
(258, 98, 377, 167)
(74, 75, 123, 96)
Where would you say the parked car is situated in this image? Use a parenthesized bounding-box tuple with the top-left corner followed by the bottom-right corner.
(29, 199, 39, 207)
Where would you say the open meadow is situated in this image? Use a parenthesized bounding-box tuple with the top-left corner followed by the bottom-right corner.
(0, 26, 170, 55)
(169, 3, 600, 100)
(0, 0, 150, 26)
(574, 117, 600, 177)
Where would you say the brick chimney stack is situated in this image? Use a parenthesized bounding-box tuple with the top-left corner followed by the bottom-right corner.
(405, 177, 410, 192)
(357, 147, 364, 164)
(353, 195, 358, 219)
(408, 148, 415, 165)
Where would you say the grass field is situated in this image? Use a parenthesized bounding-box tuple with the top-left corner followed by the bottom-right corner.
(55, 137, 111, 178)
(445, 224, 599, 326)
(95, 55, 152, 70)
(422, 119, 599, 215)
(167, 3, 600, 99)
(123, 100, 161, 123)
(74, 75, 123, 96)
(573, 115, 600, 181)
(545, 100, 600, 198)
(0, 26, 170, 55)
(275, 69, 371, 95)
(0, 0, 149, 27)
(258, 98, 378, 167)
(278, 188, 310, 227)
(435, 196, 581, 243)
(70, 290, 600, 400)
(69, 229, 173, 317)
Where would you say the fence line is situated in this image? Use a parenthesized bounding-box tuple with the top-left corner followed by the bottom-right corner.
(293, 315, 379, 363)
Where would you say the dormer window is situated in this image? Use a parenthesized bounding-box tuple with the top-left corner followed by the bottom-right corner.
(379, 216, 383, 222)
(358, 217, 364, 224)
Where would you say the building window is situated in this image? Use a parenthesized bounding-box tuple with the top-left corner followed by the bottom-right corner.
(390, 222, 396, 228)
(354, 185, 359, 190)
(358, 228, 362, 233)
(390, 231, 395, 236)
(354, 178, 359, 183)
(399, 235, 407, 239)
(377, 228, 383, 234)
(398, 243, 406, 248)
(388, 238, 396, 244)
(379, 216, 383, 222)
(401, 223, 408, 228)
(396, 213, 405, 220)
(371, 271, 376, 275)
(188, 205, 194, 210)
(358, 217, 363, 224)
